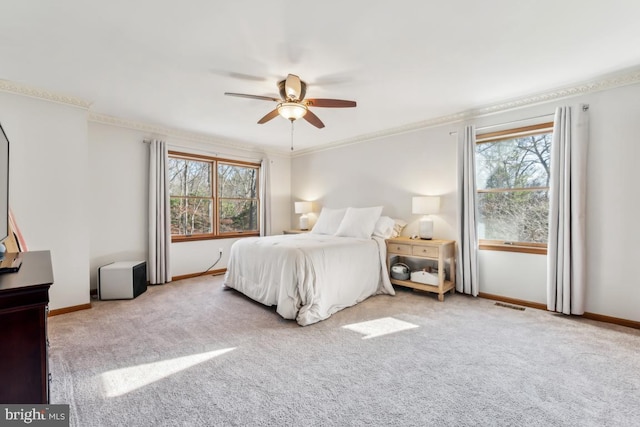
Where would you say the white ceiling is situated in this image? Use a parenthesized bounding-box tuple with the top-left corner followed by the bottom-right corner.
(2, 0, 640, 153)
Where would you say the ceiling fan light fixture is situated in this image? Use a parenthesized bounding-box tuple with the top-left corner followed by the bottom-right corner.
(225, 73, 354, 130)
(277, 102, 307, 120)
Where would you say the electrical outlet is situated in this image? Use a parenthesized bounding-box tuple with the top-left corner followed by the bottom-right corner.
(219, 248, 223, 255)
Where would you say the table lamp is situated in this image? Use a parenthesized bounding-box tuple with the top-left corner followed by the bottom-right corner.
(412, 196, 440, 239)
(294, 201, 313, 230)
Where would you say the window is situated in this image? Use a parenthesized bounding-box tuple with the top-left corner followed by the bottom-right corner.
(475, 123, 553, 254)
(168, 151, 260, 241)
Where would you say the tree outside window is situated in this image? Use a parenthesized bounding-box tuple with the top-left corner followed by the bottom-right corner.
(169, 157, 213, 235)
(168, 152, 260, 241)
(218, 163, 259, 233)
(475, 123, 553, 253)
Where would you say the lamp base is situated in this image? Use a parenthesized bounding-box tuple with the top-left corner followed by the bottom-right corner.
(418, 217, 433, 240)
(299, 215, 309, 231)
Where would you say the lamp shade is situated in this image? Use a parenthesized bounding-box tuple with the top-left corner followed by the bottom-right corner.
(295, 201, 312, 214)
(412, 196, 440, 215)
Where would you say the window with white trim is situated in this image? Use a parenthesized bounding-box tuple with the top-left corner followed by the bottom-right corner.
(168, 151, 260, 241)
(475, 123, 553, 254)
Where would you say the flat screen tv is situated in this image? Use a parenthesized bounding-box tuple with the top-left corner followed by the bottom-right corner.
(0, 122, 8, 245)
(0, 122, 21, 273)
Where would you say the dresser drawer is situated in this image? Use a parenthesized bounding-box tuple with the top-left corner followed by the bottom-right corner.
(412, 245, 439, 258)
(388, 243, 412, 255)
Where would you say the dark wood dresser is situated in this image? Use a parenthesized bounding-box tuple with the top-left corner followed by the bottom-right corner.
(0, 250, 53, 403)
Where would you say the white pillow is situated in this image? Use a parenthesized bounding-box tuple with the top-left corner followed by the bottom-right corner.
(335, 206, 383, 239)
(310, 208, 347, 235)
(373, 216, 396, 239)
(391, 218, 408, 237)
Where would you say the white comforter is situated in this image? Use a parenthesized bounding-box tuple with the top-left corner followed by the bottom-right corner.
(223, 233, 395, 326)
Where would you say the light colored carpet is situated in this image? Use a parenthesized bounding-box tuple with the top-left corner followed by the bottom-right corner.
(48, 275, 640, 427)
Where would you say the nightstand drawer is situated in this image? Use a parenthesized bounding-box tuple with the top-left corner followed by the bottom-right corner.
(412, 245, 439, 257)
(388, 243, 412, 255)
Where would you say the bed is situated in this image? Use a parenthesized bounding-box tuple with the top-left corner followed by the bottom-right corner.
(223, 207, 398, 326)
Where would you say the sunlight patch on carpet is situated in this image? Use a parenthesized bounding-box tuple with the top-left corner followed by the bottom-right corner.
(100, 347, 236, 397)
(342, 317, 419, 339)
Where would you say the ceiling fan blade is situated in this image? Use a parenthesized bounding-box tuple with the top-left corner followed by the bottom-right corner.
(224, 92, 279, 102)
(285, 74, 302, 100)
(257, 108, 280, 124)
(210, 69, 268, 82)
(303, 109, 325, 129)
(305, 98, 356, 108)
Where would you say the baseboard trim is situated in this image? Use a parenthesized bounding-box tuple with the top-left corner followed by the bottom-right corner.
(478, 292, 640, 330)
(49, 270, 226, 315)
(581, 312, 640, 330)
(478, 292, 547, 311)
(171, 268, 226, 282)
(48, 303, 92, 317)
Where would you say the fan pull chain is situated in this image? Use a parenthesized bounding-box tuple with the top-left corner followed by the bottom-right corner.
(290, 119, 295, 151)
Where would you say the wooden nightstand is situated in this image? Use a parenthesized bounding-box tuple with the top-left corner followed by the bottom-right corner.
(386, 237, 456, 301)
(283, 229, 309, 234)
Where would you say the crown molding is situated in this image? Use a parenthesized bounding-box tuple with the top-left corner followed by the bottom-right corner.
(292, 66, 640, 157)
(291, 112, 469, 157)
(470, 67, 640, 117)
(4, 65, 640, 158)
(0, 79, 91, 109)
(88, 112, 290, 157)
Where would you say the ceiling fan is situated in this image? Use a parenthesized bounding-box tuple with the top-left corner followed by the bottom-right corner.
(224, 74, 356, 129)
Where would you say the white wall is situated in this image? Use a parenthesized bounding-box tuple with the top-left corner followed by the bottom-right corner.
(0, 92, 90, 311)
(88, 122, 148, 288)
(88, 121, 292, 285)
(478, 251, 547, 303)
(583, 84, 640, 320)
(292, 82, 640, 323)
(292, 127, 458, 240)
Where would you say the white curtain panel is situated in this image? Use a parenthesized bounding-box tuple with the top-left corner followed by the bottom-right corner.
(457, 125, 479, 296)
(260, 158, 272, 237)
(148, 139, 171, 284)
(547, 106, 589, 314)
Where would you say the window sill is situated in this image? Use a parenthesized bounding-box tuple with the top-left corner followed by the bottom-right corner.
(172, 232, 260, 243)
(479, 241, 547, 255)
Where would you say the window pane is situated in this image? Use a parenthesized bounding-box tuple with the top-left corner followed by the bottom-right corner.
(168, 152, 261, 239)
(169, 158, 211, 197)
(219, 199, 258, 233)
(218, 164, 258, 198)
(477, 190, 549, 243)
(476, 134, 551, 190)
(170, 197, 213, 235)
